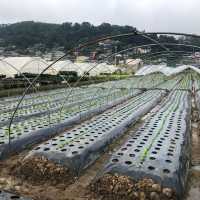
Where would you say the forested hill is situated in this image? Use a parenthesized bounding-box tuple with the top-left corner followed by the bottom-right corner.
(0, 21, 139, 51)
(0, 21, 199, 54)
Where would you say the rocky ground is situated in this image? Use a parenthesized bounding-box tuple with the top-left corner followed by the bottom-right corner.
(10, 156, 74, 186)
(89, 174, 176, 200)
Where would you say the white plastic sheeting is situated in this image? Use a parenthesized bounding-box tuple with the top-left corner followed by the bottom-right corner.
(135, 64, 200, 76)
(0, 57, 50, 76)
(0, 57, 118, 77)
(53, 61, 117, 76)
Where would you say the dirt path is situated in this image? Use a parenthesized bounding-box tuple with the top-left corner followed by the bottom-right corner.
(186, 97, 200, 200)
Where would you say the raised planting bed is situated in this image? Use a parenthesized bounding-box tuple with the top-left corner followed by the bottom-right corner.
(0, 82, 118, 112)
(0, 89, 142, 159)
(15, 90, 166, 183)
(89, 74, 166, 90)
(135, 74, 167, 89)
(0, 76, 138, 110)
(0, 190, 31, 200)
(0, 87, 71, 110)
(0, 87, 125, 126)
(175, 73, 193, 91)
(0, 74, 166, 113)
(155, 76, 181, 91)
(0, 87, 99, 113)
(91, 90, 191, 200)
(125, 74, 166, 90)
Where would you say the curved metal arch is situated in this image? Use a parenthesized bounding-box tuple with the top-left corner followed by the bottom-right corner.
(20, 58, 73, 91)
(144, 52, 193, 61)
(105, 43, 200, 67)
(19, 58, 78, 119)
(60, 42, 200, 113)
(7, 58, 76, 146)
(92, 43, 200, 91)
(15, 57, 73, 111)
(0, 58, 37, 102)
(57, 42, 171, 115)
(0, 58, 39, 100)
(85, 62, 124, 114)
(56, 59, 118, 120)
(9, 30, 176, 105)
(143, 42, 200, 51)
(59, 61, 122, 121)
(19, 57, 49, 73)
(0, 58, 33, 85)
(111, 43, 200, 67)
(136, 43, 200, 61)
(141, 32, 200, 38)
(102, 43, 200, 66)
(34, 60, 74, 126)
(0, 59, 11, 75)
(125, 51, 193, 65)
(11, 31, 190, 92)
(20, 58, 76, 87)
(9, 31, 200, 146)
(0, 58, 47, 147)
(140, 34, 170, 52)
(142, 53, 195, 66)
(139, 50, 194, 61)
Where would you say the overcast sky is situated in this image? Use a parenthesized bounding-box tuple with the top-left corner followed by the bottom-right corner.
(0, 0, 199, 34)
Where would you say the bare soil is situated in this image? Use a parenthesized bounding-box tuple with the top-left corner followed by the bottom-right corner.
(10, 156, 74, 186)
(89, 174, 176, 200)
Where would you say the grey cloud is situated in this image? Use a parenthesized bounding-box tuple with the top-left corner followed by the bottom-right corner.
(0, 0, 199, 34)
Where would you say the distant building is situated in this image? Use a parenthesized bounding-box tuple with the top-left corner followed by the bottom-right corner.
(43, 50, 65, 61)
(125, 59, 143, 73)
(133, 47, 151, 54)
(76, 56, 90, 63)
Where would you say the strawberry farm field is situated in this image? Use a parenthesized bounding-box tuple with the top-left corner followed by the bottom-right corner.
(0, 71, 199, 200)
